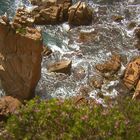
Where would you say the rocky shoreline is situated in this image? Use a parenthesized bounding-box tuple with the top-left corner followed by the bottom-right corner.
(0, 0, 140, 119)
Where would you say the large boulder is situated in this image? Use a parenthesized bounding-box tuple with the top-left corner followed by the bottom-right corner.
(68, 1, 93, 26)
(123, 57, 140, 90)
(95, 54, 121, 74)
(47, 60, 72, 74)
(34, 5, 63, 25)
(31, 0, 72, 24)
(0, 18, 43, 100)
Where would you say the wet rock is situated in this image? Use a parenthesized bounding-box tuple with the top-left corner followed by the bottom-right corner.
(123, 57, 140, 90)
(134, 27, 140, 39)
(0, 21, 43, 100)
(135, 40, 140, 50)
(42, 46, 52, 57)
(48, 60, 72, 74)
(89, 76, 103, 89)
(133, 80, 140, 100)
(73, 66, 86, 81)
(95, 54, 121, 74)
(68, 1, 93, 26)
(127, 21, 137, 30)
(0, 96, 21, 120)
(78, 30, 98, 43)
(112, 15, 124, 22)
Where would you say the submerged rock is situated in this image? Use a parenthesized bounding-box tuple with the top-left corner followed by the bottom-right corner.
(134, 27, 140, 39)
(0, 96, 21, 120)
(95, 54, 121, 74)
(89, 76, 103, 89)
(123, 57, 140, 90)
(48, 60, 72, 74)
(68, 1, 93, 26)
(112, 15, 124, 22)
(78, 30, 98, 43)
(0, 19, 43, 100)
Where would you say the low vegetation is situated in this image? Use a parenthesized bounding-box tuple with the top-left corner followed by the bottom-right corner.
(0, 97, 140, 140)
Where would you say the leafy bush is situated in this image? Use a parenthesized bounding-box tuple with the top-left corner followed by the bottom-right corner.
(1, 97, 140, 140)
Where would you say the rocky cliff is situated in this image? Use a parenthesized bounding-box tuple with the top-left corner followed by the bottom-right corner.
(0, 19, 43, 100)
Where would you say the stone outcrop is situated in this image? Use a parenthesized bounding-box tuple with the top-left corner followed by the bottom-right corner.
(48, 60, 72, 74)
(123, 58, 140, 90)
(30, 0, 72, 25)
(0, 18, 43, 100)
(0, 96, 21, 120)
(13, 7, 34, 29)
(68, 1, 93, 26)
(96, 54, 121, 74)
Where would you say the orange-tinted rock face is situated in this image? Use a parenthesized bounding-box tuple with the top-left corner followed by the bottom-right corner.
(0, 20, 43, 100)
(123, 58, 140, 90)
(95, 54, 121, 74)
(31, 0, 72, 25)
(68, 2, 93, 26)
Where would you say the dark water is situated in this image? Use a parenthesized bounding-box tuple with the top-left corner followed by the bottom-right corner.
(0, 0, 140, 103)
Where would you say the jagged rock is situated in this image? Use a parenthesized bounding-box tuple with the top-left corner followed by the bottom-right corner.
(133, 80, 140, 100)
(42, 46, 52, 56)
(48, 60, 72, 74)
(123, 57, 140, 90)
(31, 0, 72, 24)
(13, 8, 34, 29)
(95, 54, 121, 74)
(68, 1, 93, 26)
(0, 96, 21, 120)
(89, 76, 103, 89)
(34, 5, 63, 25)
(0, 20, 43, 100)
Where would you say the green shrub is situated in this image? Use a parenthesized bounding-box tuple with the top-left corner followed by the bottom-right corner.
(16, 28, 26, 35)
(1, 97, 140, 140)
